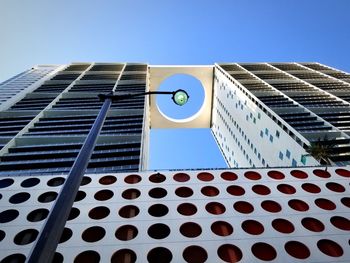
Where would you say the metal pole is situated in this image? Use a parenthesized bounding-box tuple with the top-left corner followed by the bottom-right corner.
(27, 98, 112, 263)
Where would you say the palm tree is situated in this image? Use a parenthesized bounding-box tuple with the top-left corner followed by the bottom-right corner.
(305, 139, 334, 171)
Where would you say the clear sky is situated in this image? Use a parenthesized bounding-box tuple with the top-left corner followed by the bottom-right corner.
(1, 0, 350, 170)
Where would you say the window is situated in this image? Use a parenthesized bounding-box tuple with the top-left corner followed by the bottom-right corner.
(258, 153, 261, 160)
(260, 131, 263, 138)
(269, 135, 273, 143)
(265, 128, 269, 135)
(292, 159, 297, 167)
(258, 113, 261, 119)
(276, 130, 280, 138)
(253, 117, 256, 124)
(262, 159, 265, 165)
(286, 150, 291, 159)
(279, 152, 283, 160)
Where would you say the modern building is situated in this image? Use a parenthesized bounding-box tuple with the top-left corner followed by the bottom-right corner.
(0, 62, 349, 263)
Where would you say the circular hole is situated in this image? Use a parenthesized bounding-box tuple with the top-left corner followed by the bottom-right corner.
(218, 244, 243, 263)
(118, 205, 139, 218)
(82, 226, 105, 242)
(74, 191, 86, 202)
(227, 185, 245, 196)
(68, 207, 80, 221)
(147, 247, 173, 263)
(180, 222, 202, 238)
(261, 200, 282, 213)
(94, 189, 113, 201)
(0, 229, 5, 242)
(326, 182, 345, 192)
(301, 183, 321, 193)
(277, 184, 296, 194)
(251, 242, 277, 261)
(173, 173, 190, 182)
(242, 220, 264, 235)
(27, 208, 49, 222)
(74, 250, 100, 263)
(335, 168, 350, 177)
(88, 206, 110, 220)
(157, 74, 204, 120)
(267, 170, 285, 180)
(47, 177, 65, 187)
(21, 178, 40, 188)
(288, 199, 309, 211)
(148, 204, 169, 217)
(233, 201, 254, 214)
(14, 229, 38, 245)
(252, 185, 271, 195)
(301, 217, 325, 232)
(244, 171, 261, 180)
(81, 176, 91, 186)
(183, 245, 208, 263)
(175, 187, 193, 198)
(272, 218, 295, 233)
(122, 188, 140, 200)
(111, 249, 136, 263)
(59, 227, 72, 243)
(313, 169, 331, 178)
(53, 252, 64, 263)
(115, 225, 138, 241)
(285, 241, 310, 259)
(1, 254, 26, 263)
(201, 186, 219, 197)
(177, 203, 197, 216)
(206, 202, 226, 215)
(290, 170, 308, 179)
(147, 223, 170, 239)
(330, 216, 350, 231)
(99, 175, 117, 185)
(221, 171, 238, 181)
(149, 187, 167, 198)
(197, 172, 214, 181)
(38, 191, 58, 203)
(315, 198, 336, 210)
(211, 221, 233, 236)
(124, 174, 141, 184)
(0, 209, 19, 223)
(149, 173, 166, 183)
(0, 178, 14, 188)
(341, 197, 350, 208)
(9, 192, 30, 204)
(317, 239, 343, 257)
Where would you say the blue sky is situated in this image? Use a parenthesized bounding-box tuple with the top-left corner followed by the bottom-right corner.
(1, 0, 350, 170)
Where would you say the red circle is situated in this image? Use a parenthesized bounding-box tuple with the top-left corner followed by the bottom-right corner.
(326, 182, 345, 193)
(180, 222, 202, 238)
(177, 203, 197, 216)
(233, 201, 254, 214)
(242, 220, 264, 235)
(211, 221, 233, 236)
(261, 200, 282, 213)
(301, 217, 325, 232)
(315, 198, 336, 210)
(277, 184, 296, 194)
(301, 183, 321, 193)
(124, 174, 141, 184)
(227, 185, 245, 196)
(175, 187, 193, 198)
(285, 241, 310, 259)
(206, 202, 226, 215)
(313, 169, 331, 178)
(201, 186, 219, 197)
(335, 168, 350, 177)
(252, 185, 271, 195)
(272, 218, 295, 233)
(149, 173, 166, 183)
(99, 175, 116, 185)
(341, 197, 350, 208)
(173, 173, 190, 182)
(244, 171, 261, 180)
(251, 242, 277, 261)
(197, 172, 214, 182)
(221, 172, 238, 181)
(317, 239, 343, 257)
(183, 246, 208, 263)
(290, 170, 308, 179)
(267, 170, 285, 180)
(330, 216, 350, 231)
(217, 244, 242, 263)
(288, 199, 309, 211)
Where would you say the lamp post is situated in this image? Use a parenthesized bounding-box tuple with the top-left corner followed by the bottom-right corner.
(27, 89, 189, 263)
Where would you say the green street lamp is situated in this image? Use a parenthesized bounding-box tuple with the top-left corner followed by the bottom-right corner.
(27, 89, 189, 263)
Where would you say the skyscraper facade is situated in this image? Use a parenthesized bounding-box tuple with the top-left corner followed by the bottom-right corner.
(0, 62, 349, 263)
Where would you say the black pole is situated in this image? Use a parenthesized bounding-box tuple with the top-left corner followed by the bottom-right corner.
(27, 98, 112, 263)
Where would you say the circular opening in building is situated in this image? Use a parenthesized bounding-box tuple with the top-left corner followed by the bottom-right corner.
(59, 227, 72, 243)
(0, 209, 19, 223)
(21, 178, 40, 188)
(272, 218, 295, 233)
(1, 254, 26, 263)
(197, 172, 214, 181)
(301, 217, 325, 232)
(47, 177, 65, 187)
(221, 171, 238, 181)
(81, 226, 105, 242)
(149, 173, 166, 183)
(180, 222, 202, 238)
(81, 176, 91, 186)
(111, 249, 136, 263)
(9, 192, 30, 204)
(326, 182, 345, 192)
(288, 199, 309, 212)
(267, 170, 285, 180)
(118, 205, 139, 218)
(94, 189, 114, 201)
(330, 216, 350, 231)
(341, 197, 350, 208)
(284, 241, 310, 259)
(124, 174, 141, 184)
(14, 229, 38, 245)
(335, 168, 350, 177)
(315, 198, 336, 210)
(68, 207, 80, 221)
(244, 171, 261, 180)
(173, 173, 190, 182)
(27, 208, 49, 222)
(227, 185, 245, 196)
(156, 74, 205, 120)
(277, 184, 296, 194)
(74, 250, 100, 263)
(233, 201, 254, 214)
(175, 187, 193, 198)
(301, 183, 321, 193)
(148, 223, 170, 239)
(115, 225, 138, 241)
(317, 239, 343, 257)
(201, 186, 219, 197)
(177, 203, 197, 216)
(242, 219, 264, 235)
(261, 200, 282, 213)
(74, 191, 86, 202)
(147, 247, 173, 263)
(38, 191, 58, 203)
(217, 244, 242, 263)
(122, 188, 141, 200)
(251, 242, 277, 261)
(206, 202, 226, 215)
(183, 245, 208, 263)
(211, 221, 233, 236)
(313, 169, 331, 178)
(252, 185, 271, 195)
(88, 206, 110, 220)
(290, 170, 308, 179)
(0, 178, 14, 188)
(148, 204, 169, 217)
(99, 175, 117, 185)
(149, 187, 167, 198)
